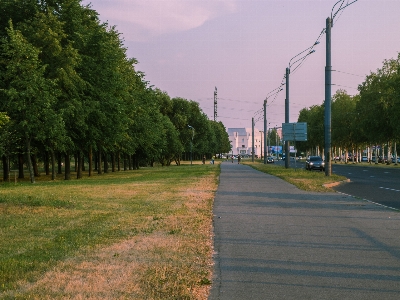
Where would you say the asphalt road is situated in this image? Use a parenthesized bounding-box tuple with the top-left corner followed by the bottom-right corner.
(331, 163, 400, 210)
(273, 159, 400, 210)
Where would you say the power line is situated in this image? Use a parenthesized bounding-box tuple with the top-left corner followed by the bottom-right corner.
(331, 0, 359, 26)
(332, 70, 365, 78)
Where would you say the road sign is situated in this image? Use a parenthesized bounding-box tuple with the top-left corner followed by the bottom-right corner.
(282, 122, 307, 141)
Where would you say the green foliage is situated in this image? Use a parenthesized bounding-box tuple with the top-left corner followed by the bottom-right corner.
(0, 0, 230, 181)
(296, 54, 400, 156)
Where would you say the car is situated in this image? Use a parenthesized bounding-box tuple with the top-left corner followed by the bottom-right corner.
(266, 156, 274, 163)
(392, 157, 400, 163)
(361, 156, 368, 162)
(305, 156, 325, 171)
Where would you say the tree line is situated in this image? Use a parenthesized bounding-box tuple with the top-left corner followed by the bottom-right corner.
(297, 53, 400, 161)
(0, 0, 231, 183)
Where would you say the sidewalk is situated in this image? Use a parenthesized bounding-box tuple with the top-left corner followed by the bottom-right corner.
(210, 162, 400, 299)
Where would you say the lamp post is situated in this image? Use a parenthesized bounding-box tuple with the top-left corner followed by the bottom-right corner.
(188, 125, 194, 165)
(325, 16, 332, 176)
(252, 117, 255, 162)
(263, 88, 282, 164)
(259, 130, 263, 161)
(285, 43, 318, 168)
(325, 0, 358, 175)
(264, 99, 267, 164)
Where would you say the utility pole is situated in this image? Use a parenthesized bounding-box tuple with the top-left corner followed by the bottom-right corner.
(285, 67, 290, 168)
(214, 87, 218, 122)
(263, 99, 267, 164)
(324, 17, 332, 176)
(252, 117, 255, 162)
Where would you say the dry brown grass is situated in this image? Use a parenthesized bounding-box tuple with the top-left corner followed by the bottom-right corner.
(1, 166, 218, 299)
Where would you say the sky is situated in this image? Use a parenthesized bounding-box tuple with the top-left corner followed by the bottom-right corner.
(81, 0, 400, 131)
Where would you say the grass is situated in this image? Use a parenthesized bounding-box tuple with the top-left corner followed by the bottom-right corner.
(0, 161, 219, 299)
(243, 160, 347, 192)
(0, 159, 351, 299)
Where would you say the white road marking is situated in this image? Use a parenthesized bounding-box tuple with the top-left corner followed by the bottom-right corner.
(336, 191, 399, 211)
(379, 187, 400, 192)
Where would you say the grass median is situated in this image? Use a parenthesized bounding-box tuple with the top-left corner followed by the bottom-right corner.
(243, 160, 347, 192)
(0, 162, 219, 299)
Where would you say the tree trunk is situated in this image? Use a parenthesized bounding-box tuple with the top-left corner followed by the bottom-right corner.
(77, 151, 82, 179)
(2, 155, 9, 181)
(82, 153, 85, 171)
(104, 153, 108, 173)
(44, 151, 50, 175)
(18, 152, 25, 179)
(123, 153, 128, 171)
(51, 150, 56, 180)
(57, 152, 63, 174)
(94, 152, 98, 171)
(111, 152, 116, 172)
(98, 148, 102, 174)
(32, 154, 40, 177)
(88, 145, 93, 177)
(74, 153, 78, 172)
(25, 136, 35, 183)
(65, 153, 71, 180)
(133, 154, 139, 170)
(117, 151, 120, 171)
(128, 154, 132, 170)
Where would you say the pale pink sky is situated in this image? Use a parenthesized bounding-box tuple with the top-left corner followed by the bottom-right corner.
(82, 0, 400, 130)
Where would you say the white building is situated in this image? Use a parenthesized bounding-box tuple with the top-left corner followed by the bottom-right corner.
(227, 128, 264, 157)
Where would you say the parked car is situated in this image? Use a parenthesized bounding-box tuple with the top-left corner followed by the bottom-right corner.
(266, 156, 274, 163)
(305, 156, 325, 171)
(361, 156, 368, 162)
(391, 157, 400, 163)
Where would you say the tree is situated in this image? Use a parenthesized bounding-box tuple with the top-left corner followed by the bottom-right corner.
(0, 22, 61, 183)
(297, 104, 324, 155)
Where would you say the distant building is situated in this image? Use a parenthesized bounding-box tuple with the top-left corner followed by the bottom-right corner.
(227, 127, 263, 157)
(227, 127, 283, 157)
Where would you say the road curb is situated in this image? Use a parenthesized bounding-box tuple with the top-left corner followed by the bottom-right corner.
(323, 178, 350, 188)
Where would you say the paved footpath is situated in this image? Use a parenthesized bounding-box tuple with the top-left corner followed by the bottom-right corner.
(210, 162, 400, 300)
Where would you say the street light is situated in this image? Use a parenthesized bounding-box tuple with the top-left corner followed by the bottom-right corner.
(325, 0, 358, 176)
(188, 125, 194, 165)
(259, 130, 263, 161)
(285, 43, 318, 168)
(263, 88, 283, 164)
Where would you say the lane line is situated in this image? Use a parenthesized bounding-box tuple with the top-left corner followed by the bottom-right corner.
(336, 191, 398, 211)
(379, 187, 400, 192)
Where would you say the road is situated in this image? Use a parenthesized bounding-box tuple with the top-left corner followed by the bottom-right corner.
(273, 159, 400, 210)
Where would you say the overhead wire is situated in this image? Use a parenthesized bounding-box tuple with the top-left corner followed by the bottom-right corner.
(218, 0, 359, 128)
(331, 0, 359, 25)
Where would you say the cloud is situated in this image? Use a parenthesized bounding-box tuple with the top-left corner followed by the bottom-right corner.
(84, 0, 237, 41)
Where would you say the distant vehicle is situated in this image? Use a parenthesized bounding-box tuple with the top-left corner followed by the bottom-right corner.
(305, 156, 325, 171)
(266, 156, 274, 164)
(392, 157, 400, 163)
(361, 156, 368, 162)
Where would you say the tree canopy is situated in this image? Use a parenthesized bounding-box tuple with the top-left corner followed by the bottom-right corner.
(0, 0, 230, 182)
(297, 53, 400, 159)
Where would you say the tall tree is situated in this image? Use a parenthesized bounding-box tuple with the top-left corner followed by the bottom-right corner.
(0, 22, 60, 183)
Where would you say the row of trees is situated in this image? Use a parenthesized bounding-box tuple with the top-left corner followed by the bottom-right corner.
(0, 0, 230, 183)
(297, 53, 400, 161)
